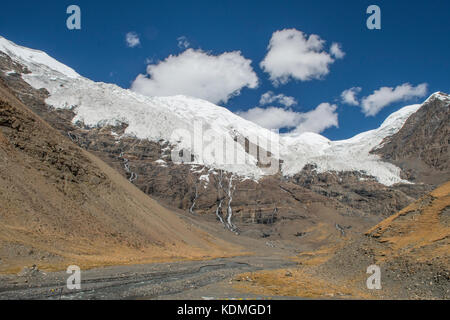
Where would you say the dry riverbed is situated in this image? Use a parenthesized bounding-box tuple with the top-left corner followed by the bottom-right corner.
(0, 256, 298, 300)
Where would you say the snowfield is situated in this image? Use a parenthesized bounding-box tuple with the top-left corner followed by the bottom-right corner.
(0, 35, 440, 185)
(280, 104, 421, 185)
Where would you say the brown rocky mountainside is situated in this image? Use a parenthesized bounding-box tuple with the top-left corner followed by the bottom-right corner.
(373, 92, 449, 185)
(0, 80, 241, 274)
(234, 181, 450, 299)
(367, 181, 449, 264)
(320, 180, 450, 299)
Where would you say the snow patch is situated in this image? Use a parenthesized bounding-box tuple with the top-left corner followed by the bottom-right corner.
(0, 36, 80, 79)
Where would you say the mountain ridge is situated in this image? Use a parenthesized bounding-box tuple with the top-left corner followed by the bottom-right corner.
(373, 92, 450, 185)
(1, 35, 444, 186)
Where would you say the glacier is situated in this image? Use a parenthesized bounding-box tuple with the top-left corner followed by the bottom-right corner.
(0, 35, 438, 186)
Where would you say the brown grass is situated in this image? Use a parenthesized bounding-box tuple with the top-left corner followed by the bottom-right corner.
(233, 182, 450, 299)
(367, 181, 450, 262)
(233, 268, 371, 299)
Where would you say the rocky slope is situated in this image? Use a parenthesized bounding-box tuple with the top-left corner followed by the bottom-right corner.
(234, 181, 450, 299)
(319, 180, 450, 299)
(373, 92, 450, 185)
(0, 79, 242, 273)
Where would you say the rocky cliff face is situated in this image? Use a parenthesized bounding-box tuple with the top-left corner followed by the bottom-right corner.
(288, 165, 433, 218)
(372, 92, 450, 185)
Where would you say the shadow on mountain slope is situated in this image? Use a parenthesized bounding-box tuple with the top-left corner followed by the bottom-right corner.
(0, 80, 242, 274)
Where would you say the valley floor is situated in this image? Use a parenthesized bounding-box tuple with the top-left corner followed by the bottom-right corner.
(0, 255, 297, 300)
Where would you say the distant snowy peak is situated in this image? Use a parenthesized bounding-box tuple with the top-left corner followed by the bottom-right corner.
(0, 35, 440, 186)
(424, 91, 450, 104)
(280, 103, 422, 185)
(0, 36, 80, 79)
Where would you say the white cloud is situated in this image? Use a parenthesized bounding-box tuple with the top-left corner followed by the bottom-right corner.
(361, 83, 428, 116)
(260, 28, 339, 85)
(126, 32, 140, 48)
(131, 49, 259, 104)
(293, 103, 339, 134)
(177, 36, 190, 49)
(341, 87, 362, 106)
(259, 91, 297, 107)
(330, 43, 345, 59)
(238, 103, 338, 134)
(238, 107, 301, 130)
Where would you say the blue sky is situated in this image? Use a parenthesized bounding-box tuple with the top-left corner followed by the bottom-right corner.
(0, 0, 449, 140)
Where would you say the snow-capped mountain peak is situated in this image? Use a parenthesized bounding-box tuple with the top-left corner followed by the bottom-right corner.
(0, 36, 80, 79)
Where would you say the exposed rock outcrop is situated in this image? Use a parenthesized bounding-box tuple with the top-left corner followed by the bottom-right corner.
(372, 92, 450, 185)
